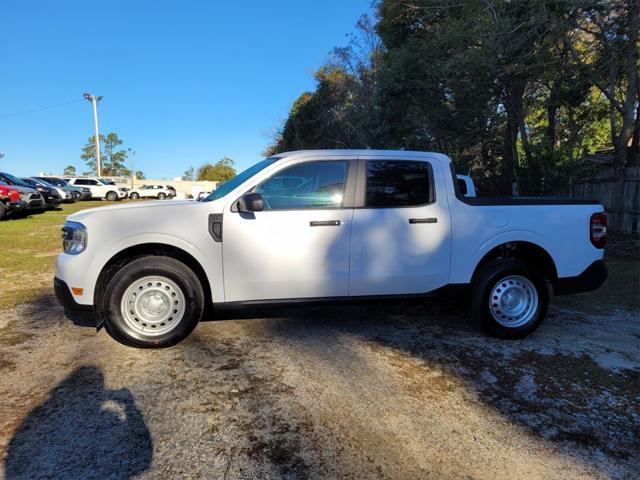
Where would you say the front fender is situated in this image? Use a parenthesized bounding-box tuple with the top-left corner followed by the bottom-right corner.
(81, 233, 214, 305)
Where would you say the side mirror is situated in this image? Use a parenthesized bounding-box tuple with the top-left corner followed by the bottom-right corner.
(237, 192, 264, 212)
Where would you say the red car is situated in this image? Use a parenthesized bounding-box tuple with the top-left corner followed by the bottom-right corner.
(0, 183, 26, 219)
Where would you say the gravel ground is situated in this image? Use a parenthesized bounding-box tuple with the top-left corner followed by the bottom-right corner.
(0, 297, 638, 479)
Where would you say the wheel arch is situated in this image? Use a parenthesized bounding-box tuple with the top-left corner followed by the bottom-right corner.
(471, 241, 558, 290)
(94, 242, 213, 322)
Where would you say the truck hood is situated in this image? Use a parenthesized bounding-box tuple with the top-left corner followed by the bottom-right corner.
(67, 199, 223, 223)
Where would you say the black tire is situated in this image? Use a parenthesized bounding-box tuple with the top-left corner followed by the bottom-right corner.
(129, 192, 140, 200)
(100, 256, 204, 348)
(158, 192, 166, 200)
(470, 259, 549, 339)
(72, 191, 81, 200)
(106, 191, 118, 201)
(0, 201, 6, 220)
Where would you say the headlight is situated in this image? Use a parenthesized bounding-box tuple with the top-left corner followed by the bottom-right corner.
(62, 221, 87, 255)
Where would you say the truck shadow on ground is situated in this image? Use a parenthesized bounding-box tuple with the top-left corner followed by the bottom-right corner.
(3, 366, 152, 479)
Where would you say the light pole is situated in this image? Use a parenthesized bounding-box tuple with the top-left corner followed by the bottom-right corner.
(128, 149, 136, 189)
(83, 93, 103, 177)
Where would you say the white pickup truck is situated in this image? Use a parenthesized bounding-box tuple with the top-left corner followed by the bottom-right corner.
(54, 150, 607, 348)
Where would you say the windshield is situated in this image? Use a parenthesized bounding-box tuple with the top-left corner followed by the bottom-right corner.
(39, 177, 67, 187)
(202, 157, 279, 202)
(0, 172, 31, 187)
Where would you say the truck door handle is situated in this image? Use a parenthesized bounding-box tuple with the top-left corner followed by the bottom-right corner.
(409, 218, 437, 224)
(310, 220, 341, 227)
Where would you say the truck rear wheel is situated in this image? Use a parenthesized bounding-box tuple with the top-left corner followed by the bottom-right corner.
(101, 256, 204, 348)
(470, 259, 549, 339)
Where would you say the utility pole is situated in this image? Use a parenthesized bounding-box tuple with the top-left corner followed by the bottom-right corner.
(83, 93, 103, 177)
(128, 149, 136, 189)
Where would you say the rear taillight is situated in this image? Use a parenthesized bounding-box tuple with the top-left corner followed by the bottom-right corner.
(590, 212, 607, 249)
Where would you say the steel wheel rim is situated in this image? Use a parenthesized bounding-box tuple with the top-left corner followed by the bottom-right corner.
(120, 276, 186, 336)
(488, 275, 538, 328)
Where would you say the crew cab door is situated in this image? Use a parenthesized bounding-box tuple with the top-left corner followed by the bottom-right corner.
(349, 156, 452, 296)
(222, 157, 357, 302)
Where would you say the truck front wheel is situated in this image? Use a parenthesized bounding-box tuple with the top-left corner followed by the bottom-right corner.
(471, 259, 549, 339)
(101, 256, 204, 348)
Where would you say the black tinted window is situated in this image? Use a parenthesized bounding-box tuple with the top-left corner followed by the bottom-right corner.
(366, 161, 432, 207)
(256, 161, 348, 210)
(457, 178, 468, 195)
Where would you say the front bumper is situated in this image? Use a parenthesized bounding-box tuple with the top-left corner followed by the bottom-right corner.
(556, 260, 608, 295)
(43, 194, 62, 207)
(7, 200, 27, 213)
(54, 277, 93, 311)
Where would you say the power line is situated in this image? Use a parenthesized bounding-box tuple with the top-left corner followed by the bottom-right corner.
(0, 99, 82, 119)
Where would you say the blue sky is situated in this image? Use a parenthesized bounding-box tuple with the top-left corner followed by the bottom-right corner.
(0, 0, 371, 179)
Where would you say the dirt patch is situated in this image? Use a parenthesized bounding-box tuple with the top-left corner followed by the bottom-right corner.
(0, 299, 638, 479)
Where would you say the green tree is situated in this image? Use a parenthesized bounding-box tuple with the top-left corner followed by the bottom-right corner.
(196, 158, 236, 182)
(267, 1, 630, 202)
(558, 0, 639, 228)
(81, 132, 130, 176)
(135, 170, 146, 180)
(182, 166, 195, 181)
(63, 165, 76, 176)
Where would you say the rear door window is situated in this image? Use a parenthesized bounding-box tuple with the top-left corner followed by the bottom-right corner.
(365, 161, 433, 207)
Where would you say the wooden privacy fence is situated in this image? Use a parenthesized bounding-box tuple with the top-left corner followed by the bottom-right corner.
(568, 166, 639, 234)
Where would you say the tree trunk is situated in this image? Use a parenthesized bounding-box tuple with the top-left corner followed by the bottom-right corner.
(500, 83, 525, 196)
(609, 0, 639, 231)
(546, 83, 559, 149)
(501, 104, 519, 196)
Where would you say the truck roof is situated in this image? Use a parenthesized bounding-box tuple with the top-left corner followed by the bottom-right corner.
(273, 149, 451, 166)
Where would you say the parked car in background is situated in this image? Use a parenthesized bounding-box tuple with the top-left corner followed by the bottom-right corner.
(35, 176, 91, 201)
(64, 177, 126, 201)
(55, 149, 607, 348)
(20, 177, 63, 208)
(0, 172, 46, 211)
(128, 184, 176, 200)
(196, 190, 213, 201)
(24, 177, 74, 203)
(0, 183, 26, 218)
